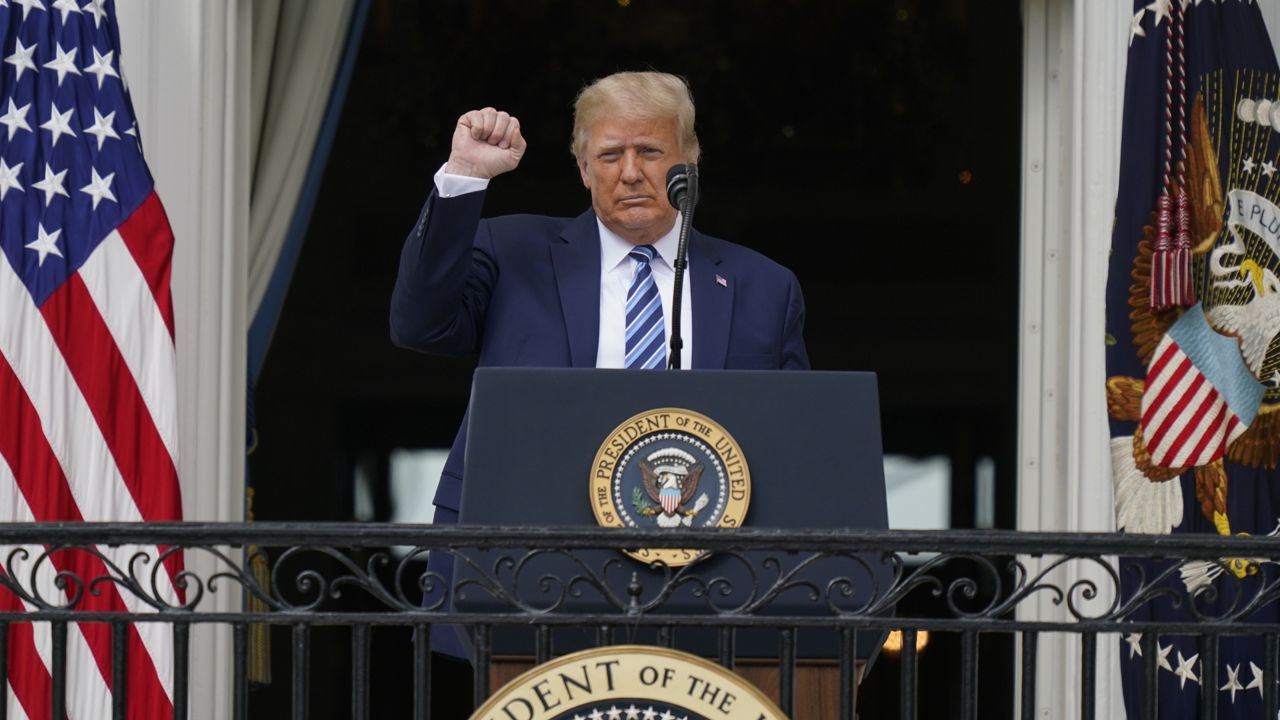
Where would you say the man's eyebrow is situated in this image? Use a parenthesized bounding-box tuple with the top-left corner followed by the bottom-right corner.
(595, 136, 664, 150)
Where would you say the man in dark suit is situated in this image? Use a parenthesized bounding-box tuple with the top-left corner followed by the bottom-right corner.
(390, 71, 808, 661)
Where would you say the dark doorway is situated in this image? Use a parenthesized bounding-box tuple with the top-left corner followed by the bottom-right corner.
(248, 1, 1023, 717)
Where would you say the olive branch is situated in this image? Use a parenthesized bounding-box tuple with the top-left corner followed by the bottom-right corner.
(632, 487, 657, 516)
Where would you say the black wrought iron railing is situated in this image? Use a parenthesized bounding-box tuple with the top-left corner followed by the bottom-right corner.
(2, 524, 1280, 720)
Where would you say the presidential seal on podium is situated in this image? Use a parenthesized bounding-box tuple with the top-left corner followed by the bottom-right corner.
(589, 407, 750, 566)
(471, 645, 787, 720)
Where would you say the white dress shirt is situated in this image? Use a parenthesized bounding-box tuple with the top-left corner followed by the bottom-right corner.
(434, 164, 489, 197)
(433, 165, 694, 369)
(594, 218, 692, 369)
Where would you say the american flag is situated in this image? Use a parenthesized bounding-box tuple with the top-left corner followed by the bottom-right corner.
(0, 1, 183, 718)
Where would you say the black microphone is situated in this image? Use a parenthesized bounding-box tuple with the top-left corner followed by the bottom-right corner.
(666, 164, 699, 210)
(664, 164, 698, 370)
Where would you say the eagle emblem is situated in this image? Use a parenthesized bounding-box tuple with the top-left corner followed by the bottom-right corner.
(1108, 73, 1280, 591)
(636, 448, 710, 527)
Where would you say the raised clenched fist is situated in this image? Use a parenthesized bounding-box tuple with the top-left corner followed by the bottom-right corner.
(444, 107, 527, 179)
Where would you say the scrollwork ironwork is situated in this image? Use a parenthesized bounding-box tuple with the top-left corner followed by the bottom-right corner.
(0, 524, 1279, 634)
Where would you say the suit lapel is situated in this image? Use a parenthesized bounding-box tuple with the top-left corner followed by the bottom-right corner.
(551, 211, 602, 367)
(690, 232, 732, 369)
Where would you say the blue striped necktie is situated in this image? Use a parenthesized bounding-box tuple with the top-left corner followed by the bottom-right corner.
(624, 245, 667, 369)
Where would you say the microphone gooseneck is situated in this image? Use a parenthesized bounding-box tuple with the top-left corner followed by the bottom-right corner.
(665, 164, 698, 370)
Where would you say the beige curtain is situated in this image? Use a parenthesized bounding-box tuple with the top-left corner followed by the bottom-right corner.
(245, 0, 357, 684)
(249, 0, 356, 318)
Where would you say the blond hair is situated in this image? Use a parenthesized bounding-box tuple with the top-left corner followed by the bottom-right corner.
(571, 71, 700, 162)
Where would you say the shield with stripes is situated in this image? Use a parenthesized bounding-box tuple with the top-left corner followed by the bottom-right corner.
(660, 485, 681, 515)
(1139, 305, 1264, 468)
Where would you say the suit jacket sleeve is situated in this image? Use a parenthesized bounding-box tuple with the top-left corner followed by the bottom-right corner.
(389, 189, 498, 356)
(781, 270, 810, 370)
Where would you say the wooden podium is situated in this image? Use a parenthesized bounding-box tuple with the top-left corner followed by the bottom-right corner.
(490, 657, 865, 720)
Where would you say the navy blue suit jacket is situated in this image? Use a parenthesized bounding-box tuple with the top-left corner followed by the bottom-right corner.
(391, 188, 810, 524)
(390, 188, 809, 656)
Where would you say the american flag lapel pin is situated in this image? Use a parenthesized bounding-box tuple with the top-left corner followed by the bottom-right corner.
(715, 274, 728, 288)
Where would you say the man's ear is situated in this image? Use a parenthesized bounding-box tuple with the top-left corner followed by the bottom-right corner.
(577, 156, 591, 188)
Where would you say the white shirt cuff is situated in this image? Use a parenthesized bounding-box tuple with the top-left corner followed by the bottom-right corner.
(433, 163, 490, 198)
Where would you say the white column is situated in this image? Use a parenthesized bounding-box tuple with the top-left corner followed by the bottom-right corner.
(1018, 0, 1126, 717)
(115, 2, 250, 718)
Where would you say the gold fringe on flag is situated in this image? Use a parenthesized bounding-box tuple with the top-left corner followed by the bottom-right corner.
(246, 487, 272, 685)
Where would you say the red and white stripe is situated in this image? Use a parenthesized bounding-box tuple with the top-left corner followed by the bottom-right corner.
(661, 493, 678, 515)
(1140, 336, 1248, 468)
(0, 193, 182, 719)
(1, 457, 114, 720)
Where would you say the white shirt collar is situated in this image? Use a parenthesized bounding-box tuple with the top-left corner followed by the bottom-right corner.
(597, 213, 684, 272)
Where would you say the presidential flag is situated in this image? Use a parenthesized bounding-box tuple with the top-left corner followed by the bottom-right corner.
(0, 1, 183, 718)
(1108, 0, 1280, 716)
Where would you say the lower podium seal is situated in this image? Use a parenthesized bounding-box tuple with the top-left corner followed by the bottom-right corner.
(471, 645, 788, 720)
